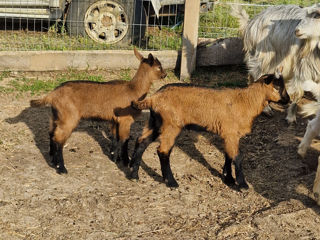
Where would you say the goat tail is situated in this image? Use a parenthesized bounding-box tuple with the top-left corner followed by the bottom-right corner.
(30, 96, 51, 107)
(230, 3, 249, 35)
(300, 102, 320, 117)
(131, 98, 152, 110)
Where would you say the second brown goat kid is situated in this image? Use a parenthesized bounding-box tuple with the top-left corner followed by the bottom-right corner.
(30, 48, 166, 174)
(130, 71, 289, 188)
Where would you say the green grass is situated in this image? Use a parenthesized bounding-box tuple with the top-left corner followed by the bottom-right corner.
(0, 70, 105, 95)
(119, 69, 132, 81)
(0, 71, 11, 81)
(0, 65, 251, 96)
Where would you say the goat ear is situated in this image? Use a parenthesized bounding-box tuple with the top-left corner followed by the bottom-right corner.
(275, 66, 283, 79)
(134, 47, 144, 62)
(264, 75, 274, 85)
(307, 5, 320, 14)
(147, 53, 154, 65)
(257, 74, 273, 85)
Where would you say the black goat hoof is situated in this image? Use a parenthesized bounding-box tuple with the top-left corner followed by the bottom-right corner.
(224, 176, 235, 185)
(56, 166, 68, 174)
(129, 171, 139, 180)
(48, 161, 57, 168)
(238, 182, 249, 189)
(48, 157, 58, 167)
(167, 180, 179, 188)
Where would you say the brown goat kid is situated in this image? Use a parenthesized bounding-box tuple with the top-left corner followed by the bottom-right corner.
(130, 73, 289, 188)
(30, 48, 166, 174)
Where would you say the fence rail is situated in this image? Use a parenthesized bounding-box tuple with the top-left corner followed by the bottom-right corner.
(0, 0, 318, 51)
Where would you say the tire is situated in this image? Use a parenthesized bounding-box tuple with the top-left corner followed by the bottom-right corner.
(66, 0, 145, 45)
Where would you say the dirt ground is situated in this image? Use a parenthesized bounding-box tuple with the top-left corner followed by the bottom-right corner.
(1, 69, 320, 239)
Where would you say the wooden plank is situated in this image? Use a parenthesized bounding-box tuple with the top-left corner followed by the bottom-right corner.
(180, 0, 200, 81)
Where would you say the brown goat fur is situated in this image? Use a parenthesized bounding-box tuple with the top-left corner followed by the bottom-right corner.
(30, 48, 167, 174)
(130, 73, 289, 188)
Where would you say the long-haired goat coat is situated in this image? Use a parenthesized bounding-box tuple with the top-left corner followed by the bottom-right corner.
(297, 104, 320, 206)
(30, 48, 167, 174)
(129, 73, 289, 188)
(231, 3, 320, 123)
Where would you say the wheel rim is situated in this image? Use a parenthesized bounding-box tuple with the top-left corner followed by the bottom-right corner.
(84, 0, 129, 44)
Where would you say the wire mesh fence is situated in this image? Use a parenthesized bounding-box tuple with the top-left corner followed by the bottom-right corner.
(0, 0, 318, 51)
(199, 0, 320, 40)
(0, 0, 191, 51)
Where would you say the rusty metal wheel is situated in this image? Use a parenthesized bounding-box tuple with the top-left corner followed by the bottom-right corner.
(67, 0, 139, 45)
(84, 0, 128, 44)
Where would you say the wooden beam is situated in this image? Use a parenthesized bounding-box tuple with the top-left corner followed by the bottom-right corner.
(180, 0, 200, 81)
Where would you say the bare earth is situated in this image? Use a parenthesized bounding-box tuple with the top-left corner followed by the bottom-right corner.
(1, 70, 320, 239)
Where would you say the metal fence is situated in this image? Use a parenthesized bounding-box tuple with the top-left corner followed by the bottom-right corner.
(0, 0, 319, 51)
(0, 0, 187, 51)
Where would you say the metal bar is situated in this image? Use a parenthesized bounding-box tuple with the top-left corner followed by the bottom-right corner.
(0, 1, 50, 7)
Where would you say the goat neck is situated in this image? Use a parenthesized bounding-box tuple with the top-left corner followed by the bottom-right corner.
(243, 83, 271, 117)
(128, 67, 154, 97)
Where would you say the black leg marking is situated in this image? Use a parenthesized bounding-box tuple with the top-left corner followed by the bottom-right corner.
(157, 149, 178, 188)
(120, 139, 129, 166)
(130, 110, 161, 180)
(234, 154, 248, 189)
(111, 140, 121, 163)
(49, 139, 59, 167)
(49, 107, 58, 157)
(53, 142, 68, 174)
(223, 153, 235, 185)
(110, 137, 117, 156)
(49, 131, 57, 158)
(130, 134, 157, 179)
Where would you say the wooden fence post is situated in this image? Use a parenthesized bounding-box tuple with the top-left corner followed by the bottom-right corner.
(180, 0, 200, 81)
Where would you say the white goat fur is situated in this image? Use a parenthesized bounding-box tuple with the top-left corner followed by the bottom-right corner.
(232, 3, 320, 123)
(297, 106, 320, 206)
(314, 156, 320, 206)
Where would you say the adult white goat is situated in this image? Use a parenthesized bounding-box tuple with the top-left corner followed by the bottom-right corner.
(297, 106, 320, 206)
(315, 156, 320, 206)
(231, 3, 320, 123)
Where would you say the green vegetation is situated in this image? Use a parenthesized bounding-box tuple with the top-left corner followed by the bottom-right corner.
(119, 69, 132, 81)
(0, 65, 249, 95)
(0, 70, 105, 95)
(0, 71, 11, 81)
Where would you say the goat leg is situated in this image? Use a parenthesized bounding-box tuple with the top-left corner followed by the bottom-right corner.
(120, 139, 130, 166)
(157, 149, 178, 188)
(234, 154, 248, 189)
(53, 142, 68, 174)
(130, 126, 160, 179)
(286, 102, 298, 124)
(110, 139, 121, 163)
(47, 137, 59, 168)
(49, 132, 56, 157)
(223, 153, 235, 185)
(130, 139, 147, 180)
